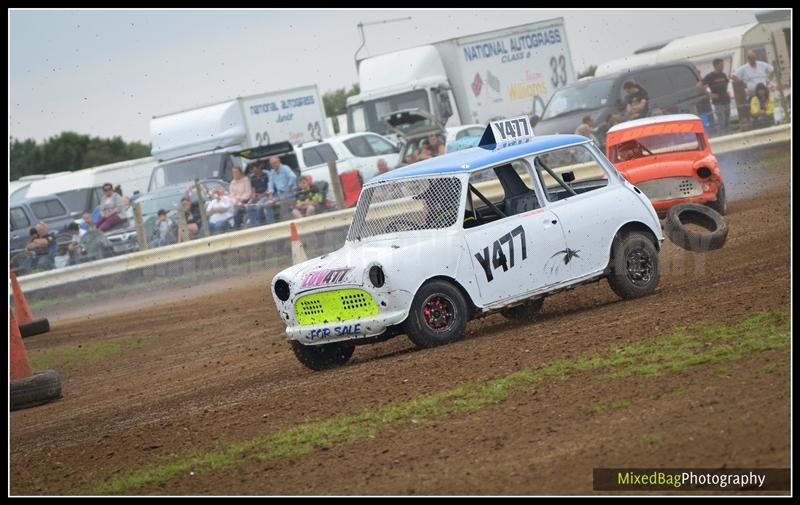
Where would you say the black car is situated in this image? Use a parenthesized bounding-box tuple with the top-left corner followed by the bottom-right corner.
(532, 61, 708, 139)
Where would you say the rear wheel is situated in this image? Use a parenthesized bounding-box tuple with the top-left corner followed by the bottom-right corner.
(404, 280, 469, 349)
(290, 340, 355, 371)
(607, 231, 660, 299)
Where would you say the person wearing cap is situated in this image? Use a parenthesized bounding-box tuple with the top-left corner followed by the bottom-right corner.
(96, 182, 127, 232)
(150, 209, 177, 247)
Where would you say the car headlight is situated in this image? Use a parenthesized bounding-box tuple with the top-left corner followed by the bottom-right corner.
(274, 279, 290, 301)
(696, 167, 711, 178)
(369, 265, 385, 288)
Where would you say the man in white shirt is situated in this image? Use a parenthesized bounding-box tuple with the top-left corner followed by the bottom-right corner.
(206, 187, 234, 235)
(732, 50, 774, 98)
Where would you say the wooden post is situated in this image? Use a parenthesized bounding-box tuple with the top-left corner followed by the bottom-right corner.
(133, 202, 148, 251)
(176, 206, 189, 243)
(195, 178, 210, 238)
(327, 160, 345, 210)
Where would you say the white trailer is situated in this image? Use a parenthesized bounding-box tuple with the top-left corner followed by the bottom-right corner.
(347, 18, 575, 140)
(149, 85, 328, 191)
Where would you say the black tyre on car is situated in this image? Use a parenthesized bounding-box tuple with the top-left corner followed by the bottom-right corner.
(607, 231, 660, 300)
(665, 203, 728, 252)
(291, 340, 355, 371)
(11, 370, 62, 411)
(501, 297, 544, 321)
(404, 279, 469, 348)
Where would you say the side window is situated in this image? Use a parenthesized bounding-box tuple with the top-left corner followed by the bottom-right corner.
(535, 145, 609, 202)
(365, 135, 396, 156)
(343, 136, 373, 158)
(47, 199, 67, 217)
(10, 208, 30, 231)
(30, 201, 51, 219)
(464, 160, 540, 228)
(316, 143, 338, 163)
(668, 65, 701, 91)
(302, 146, 324, 167)
(627, 69, 671, 101)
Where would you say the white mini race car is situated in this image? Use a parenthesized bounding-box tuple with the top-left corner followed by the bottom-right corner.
(271, 116, 663, 370)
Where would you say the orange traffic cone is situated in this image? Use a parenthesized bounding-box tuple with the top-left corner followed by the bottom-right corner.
(10, 310, 62, 411)
(10, 311, 33, 381)
(290, 222, 308, 265)
(10, 272, 50, 338)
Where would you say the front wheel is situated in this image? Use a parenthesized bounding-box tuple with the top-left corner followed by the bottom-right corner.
(607, 231, 660, 300)
(290, 340, 355, 371)
(404, 280, 469, 349)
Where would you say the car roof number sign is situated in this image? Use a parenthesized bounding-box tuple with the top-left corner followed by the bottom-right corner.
(479, 115, 535, 147)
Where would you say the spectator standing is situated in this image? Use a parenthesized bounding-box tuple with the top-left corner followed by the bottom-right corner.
(267, 156, 298, 221)
(623, 81, 649, 120)
(246, 162, 273, 226)
(732, 50, 774, 98)
(750, 83, 776, 129)
(96, 182, 126, 231)
(206, 187, 234, 235)
(697, 58, 732, 136)
(291, 176, 323, 219)
(228, 166, 252, 229)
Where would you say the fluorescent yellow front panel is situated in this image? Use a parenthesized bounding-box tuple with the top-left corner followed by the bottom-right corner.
(295, 289, 379, 325)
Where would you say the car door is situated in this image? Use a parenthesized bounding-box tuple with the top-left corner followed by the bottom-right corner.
(533, 143, 626, 280)
(463, 161, 568, 306)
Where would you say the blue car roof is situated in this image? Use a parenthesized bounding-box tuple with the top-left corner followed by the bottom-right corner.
(372, 134, 589, 183)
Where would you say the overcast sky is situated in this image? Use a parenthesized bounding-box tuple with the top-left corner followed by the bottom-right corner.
(9, 9, 763, 144)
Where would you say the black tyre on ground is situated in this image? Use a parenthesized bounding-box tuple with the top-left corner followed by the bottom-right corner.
(706, 183, 727, 216)
(290, 340, 355, 371)
(665, 203, 728, 252)
(501, 297, 544, 321)
(19, 318, 50, 338)
(404, 279, 469, 349)
(11, 370, 62, 411)
(607, 231, 660, 300)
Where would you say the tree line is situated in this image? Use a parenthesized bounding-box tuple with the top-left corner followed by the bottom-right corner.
(10, 132, 151, 181)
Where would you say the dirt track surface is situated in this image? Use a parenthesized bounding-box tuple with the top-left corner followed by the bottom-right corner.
(11, 168, 790, 495)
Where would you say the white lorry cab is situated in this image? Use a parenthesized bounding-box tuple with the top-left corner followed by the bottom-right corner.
(347, 18, 575, 143)
(271, 117, 662, 370)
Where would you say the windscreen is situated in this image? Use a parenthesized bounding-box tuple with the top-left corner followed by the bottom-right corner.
(150, 153, 229, 191)
(347, 177, 462, 241)
(541, 78, 615, 120)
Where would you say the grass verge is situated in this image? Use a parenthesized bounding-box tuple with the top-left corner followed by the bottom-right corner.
(83, 308, 789, 495)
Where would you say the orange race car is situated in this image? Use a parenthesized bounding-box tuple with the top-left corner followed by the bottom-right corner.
(606, 114, 726, 217)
